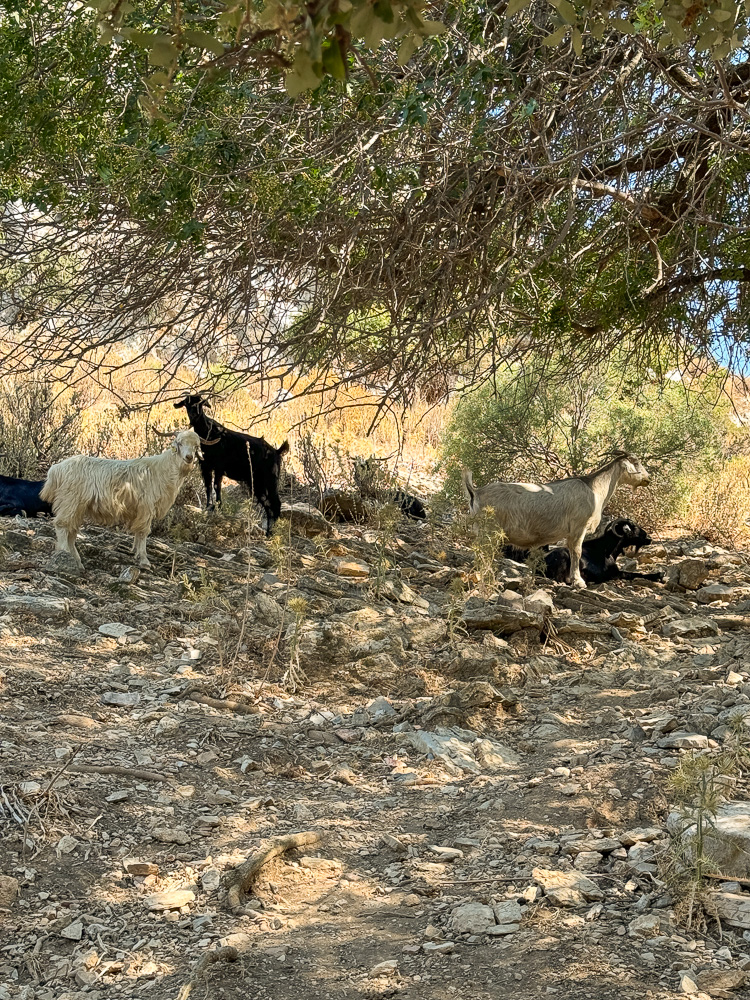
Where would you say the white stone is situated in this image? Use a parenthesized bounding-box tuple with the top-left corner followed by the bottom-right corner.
(450, 902, 496, 934)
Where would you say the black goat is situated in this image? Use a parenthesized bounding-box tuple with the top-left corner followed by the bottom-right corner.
(504, 518, 663, 586)
(174, 394, 289, 536)
(352, 458, 427, 520)
(0, 475, 52, 517)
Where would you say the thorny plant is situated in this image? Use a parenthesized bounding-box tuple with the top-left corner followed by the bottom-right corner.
(370, 503, 399, 600)
(180, 568, 220, 603)
(446, 575, 467, 645)
(469, 507, 508, 598)
(283, 596, 309, 693)
(519, 547, 549, 596)
(663, 718, 750, 931)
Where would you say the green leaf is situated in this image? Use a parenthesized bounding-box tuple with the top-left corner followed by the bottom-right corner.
(571, 25, 582, 54)
(149, 42, 178, 67)
(550, 0, 577, 23)
(182, 29, 226, 57)
(322, 40, 346, 79)
(506, 0, 532, 15)
(397, 33, 421, 64)
(373, 0, 394, 23)
(285, 51, 322, 96)
(542, 23, 569, 45)
(418, 18, 446, 36)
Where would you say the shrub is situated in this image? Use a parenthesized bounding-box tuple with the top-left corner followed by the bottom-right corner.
(440, 359, 730, 532)
(0, 379, 87, 478)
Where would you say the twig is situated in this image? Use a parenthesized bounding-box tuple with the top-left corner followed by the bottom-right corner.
(176, 946, 239, 1000)
(222, 830, 323, 912)
(187, 692, 259, 715)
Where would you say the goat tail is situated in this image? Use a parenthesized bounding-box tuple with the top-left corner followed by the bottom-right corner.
(39, 466, 60, 505)
(278, 440, 290, 458)
(461, 468, 476, 508)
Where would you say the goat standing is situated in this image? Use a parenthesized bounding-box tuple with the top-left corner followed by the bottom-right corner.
(40, 429, 201, 570)
(174, 394, 289, 535)
(463, 452, 650, 589)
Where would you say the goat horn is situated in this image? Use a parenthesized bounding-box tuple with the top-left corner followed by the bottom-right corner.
(151, 427, 178, 438)
(200, 436, 221, 446)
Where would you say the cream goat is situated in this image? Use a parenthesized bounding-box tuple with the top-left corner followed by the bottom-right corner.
(462, 453, 650, 589)
(41, 429, 201, 570)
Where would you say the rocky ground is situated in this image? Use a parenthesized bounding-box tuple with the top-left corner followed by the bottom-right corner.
(2, 495, 750, 1000)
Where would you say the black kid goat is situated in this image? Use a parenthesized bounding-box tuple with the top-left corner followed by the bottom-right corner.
(0, 475, 52, 517)
(505, 518, 662, 586)
(174, 394, 289, 535)
(352, 457, 427, 520)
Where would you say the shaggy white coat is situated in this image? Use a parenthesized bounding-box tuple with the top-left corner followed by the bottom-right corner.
(462, 454, 650, 589)
(41, 429, 201, 569)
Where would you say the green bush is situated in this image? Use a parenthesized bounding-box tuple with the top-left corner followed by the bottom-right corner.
(440, 360, 730, 531)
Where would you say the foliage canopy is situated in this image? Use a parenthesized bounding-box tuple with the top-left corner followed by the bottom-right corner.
(1, 2, 750, 408)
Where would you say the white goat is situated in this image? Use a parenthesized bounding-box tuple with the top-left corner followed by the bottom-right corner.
(40, 429, 201, 570)
(462, 452, 650, 589)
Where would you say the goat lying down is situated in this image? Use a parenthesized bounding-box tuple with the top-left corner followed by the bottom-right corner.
(40, 429, 201, 570)
(352, 458, 427, 520)
(504, 518, 663, 586)
(463, 453, 650, 589)
(0, 475, 52, 517)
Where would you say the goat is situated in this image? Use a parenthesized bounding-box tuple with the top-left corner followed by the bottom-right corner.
(173, 394, 289, 536)
(0, 475, 52, 517)
(505, 518, 663, 585)
(352, 457, 427, 520)
(40, 429, 201, 570)
(463, 452, 650, 588)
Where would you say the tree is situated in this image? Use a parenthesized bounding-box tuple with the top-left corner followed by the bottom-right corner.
(1, 2, 750, 410)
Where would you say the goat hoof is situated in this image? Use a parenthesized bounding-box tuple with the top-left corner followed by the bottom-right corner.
(571, 578, 587, 590)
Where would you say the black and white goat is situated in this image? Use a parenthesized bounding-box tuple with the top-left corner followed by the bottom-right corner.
(504, 518, 663, 586)
(174, 394, 289, 535)
(0, 475, 52, 517)
(352, 457, 427, 520)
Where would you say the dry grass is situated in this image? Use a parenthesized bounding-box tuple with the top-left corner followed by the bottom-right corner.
(0, 351, 448, 490)
(687, 455, 750, 547)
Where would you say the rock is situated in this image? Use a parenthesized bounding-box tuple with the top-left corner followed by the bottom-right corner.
(123, 859, 158, 876)
(662, 617, 720, 639)
(422, 941, 456, 954)
(118, 564, 140, 583)
(450, 902, 496, 934)
(619, 827, 662, 846)
(60, 920, 84, 940)
(156, 715, 180, 736)
(98, 622, 136, 638)
(710, 891, 750, 930)
(573, 851, 602, 871)
(493, 900, 522, 924)
(56, 835, 79, 856)
(0, 875, 19, 908)
(382, 834, 408, 853)
(667, 559, 710, 590)
(152, 827, 190, 845)
(144, 889, 195, 911)
(525, 589, 554, 615)
(532, 867, 604, 907)
(201, 867, 221, 892)
(403, 894, 421, 906)
(428, 845, 463, 861)
(105, 789, 129, 803)
(628, 913, 670, 937)
(567, 837, 621, 855)
(487, 923, 520, 936)
(254, 592, 284, 626)
(658, 732, 716, 749)
(331, 556, 370, 578)
(679, 971, 700, 994)
(367, 695, 397, 718)
(407, 727, 519, 775)
(460, 602, 543, 634)
(696, 583, 747, 604)
(279, 503, 332, 537)
(369, 959, 398, 977)
(101, 691, 141, 706)
(669, 802, 750, 877)
(696, 969, 746, 994)
(0, 594, 70, 619)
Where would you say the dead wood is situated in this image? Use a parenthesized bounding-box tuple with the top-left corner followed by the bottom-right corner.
(69, 764, 166, 782)
(176, 946, 239, 1000)
(222, 830, 323, 912)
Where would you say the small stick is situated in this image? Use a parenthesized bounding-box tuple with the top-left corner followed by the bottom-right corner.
(187, 692, 259, 715)
(222, 830, 322, 912)
(69, 764, 166, 782)
(176, 946, 239, 1000)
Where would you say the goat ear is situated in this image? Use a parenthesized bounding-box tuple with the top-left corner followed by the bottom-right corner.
(623, 523, 634, 534)
(173, 400, 185, 409)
